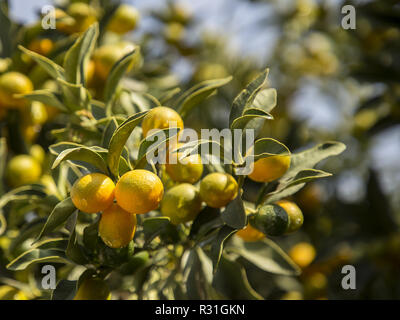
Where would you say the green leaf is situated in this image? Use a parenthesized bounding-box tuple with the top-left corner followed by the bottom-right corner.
(0, 211, 6, 237)
(8, 219, 46, 254)
(18, 45, 65, 80)
(6, 248, 69, 271)
(51, 280, 77, 300)
(251, 138, 290, 160)
(212, 256, 263, 300)
(283, 141, 346, 180)
(210, 225, 237, 272)
(189, 207, 223, 241)
(104, 49, 136, 105)
(221, 194, 246, 229)
(107, 111, 147, 177)
(260, 141, 346, 204)
(66, 212, 89, 265)
(230, 111, 273, 131)
(34, 238, 69, 250)
(16, 90, 67, 112)
(0, 137, 6, 196)
(57, 78, 91, 111)
(229, 69, 269, 128)
(35, 197, 76, 242)
(185, 247, 216, 299)
(64, 23, 99, 85)
(159, 87, 181, 105)
(52, 146, 108, 174)
(83, 220, 100, 253)
(249, 88, 277, 113)
(142, 217, 171, 245)
(177, 76, 232, 119)
(101, 117, 118, 149)
(135, 127, 180, 169)
(227, 237, 301, 276)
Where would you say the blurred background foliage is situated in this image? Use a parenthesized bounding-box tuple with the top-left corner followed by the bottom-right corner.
(0, 0, 399, 299)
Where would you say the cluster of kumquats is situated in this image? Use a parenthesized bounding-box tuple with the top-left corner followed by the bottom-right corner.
(67, 104, 303, 251)
(0, 1, 347, 301)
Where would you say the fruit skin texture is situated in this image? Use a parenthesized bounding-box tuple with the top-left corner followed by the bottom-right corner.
(248, 154, 291, 183)
(99, 203, 137, 248)
(199, 172, 238, 208)
(161, 183, 202, 225)
(165, 153, 203, 184)
(73, 278, 111, 300)
(115, 169, 164, 214)
(70, 173, 115, 214)
(276, 200, 304, 233)
(107, 4, 140, 34)
(93, 42, 138, 81)
(141, 106, 184, 138)
(0, 72, 33, 108)
(250, 204, 289, 236)
(6, 155, 42, 187)
(289, 242, 316, 268)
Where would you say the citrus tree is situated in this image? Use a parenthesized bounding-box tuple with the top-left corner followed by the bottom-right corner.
(0, 1, 346, 300)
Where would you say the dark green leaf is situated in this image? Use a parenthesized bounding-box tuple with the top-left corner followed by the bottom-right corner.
(6, 249, 69, 271)
(64, 23, 98, 85)
(212, 256, 263, 300)
(35, 197, 76, 242)
(177, 76, 232, 118)
(227, 237, 301, 276)
(104, 49, 136, 105)
(221, 194, 246, 229)
(210, 225, 237, 272)
(107, 111, 147, 177)
(18, 45, 65, 80)
(51, 280, 77, 300)
(142, 217, 171, 245)
(52, 146, 108, 174)
(229, 69, 269, 127)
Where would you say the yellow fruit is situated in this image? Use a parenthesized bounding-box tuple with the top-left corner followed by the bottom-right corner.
(193, 63, 228, 82)
(0, 72, 33, 108)
(107, 4, 140, 34)
(70, 173, 115, 214)
(29, 144, 45, 164)
(6, 155, 42, 187)
(199, 172, 238, 208)
(67, 2, 98, 33)
(248, 155, 291, 183)
(29, 101, 48, 125)
(276, 200, 304, 234)
(73, 278, 111, 300)
(165, 152, 203, 184)
(99, 203, 137, 248)
(161, 183, 202, 224)
(297, 183, 322, 212)
(141, 106, 184, 138)
(54, 8, 75, 34)
(85, 59, 95, 86)
(40, 174, 59, 197)
(236, 224, 265, 242)
(93, 42, 138, 80)
(164, 22, 185, 44)
(289, 242, 316, 268)
(281, 291, 303, 300)
(28, 38, 53, 56)
(115, 169, 164, 214)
